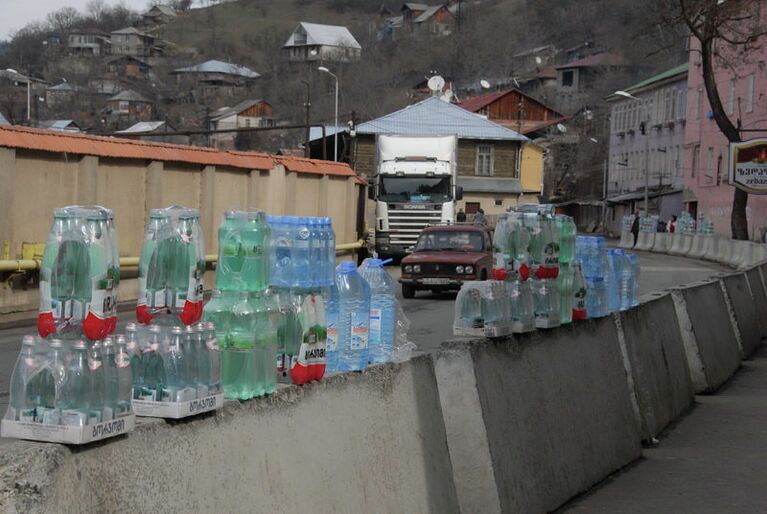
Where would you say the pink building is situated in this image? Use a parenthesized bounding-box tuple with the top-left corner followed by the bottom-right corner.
(683, 10, 767, 240)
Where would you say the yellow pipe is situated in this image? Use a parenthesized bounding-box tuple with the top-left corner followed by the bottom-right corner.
(0, 244, 363, 271)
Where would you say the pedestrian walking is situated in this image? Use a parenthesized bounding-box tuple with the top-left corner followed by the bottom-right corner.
(456, 209, 467, 223)
(631, 210, 640, 248)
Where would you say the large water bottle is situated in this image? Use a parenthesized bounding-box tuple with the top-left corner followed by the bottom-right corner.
(104, 209, 120, 334)
(205, 322, 221, 393)
(242, 210, 270, 291)
(249, 292, 269, 397)
(336, 261, 371, 372)
(493, 215, 512, 278)
(324, 285, 340, 373)
(532, 277, 560, 329)
(359, 259, 397, 364)
(606, 250, 621, 313)
(268, 216, 292, 288)
(507, 271, 535, 331)
(102, 337, 119, 420)
(308, 218, 324, 287)
(262, 291, 281, 392)
(224, 292, 258, 399)
(82, 211, 111, 341)
(586, 277, 608, 318)
(114, 335, 133, 414)
(457, 284, 484, 329)
(60, 339, 91, 426)
(628, 254, 640, 307)
(203, 289, 236, 346)
(175, 211, 204, 326)
(615, 249, 633, 311)
(8, 336, 41, 422)
(137, 209, 171, 323)
(572, 262, 588, 320)
(556, 215, 576, 264)
(292, 217, 312, 288)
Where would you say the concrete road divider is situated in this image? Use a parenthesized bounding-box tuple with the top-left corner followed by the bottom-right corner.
(713, 236, 733, 264)
(744, 267, 767, 339)
(614, 293, 694, 441)
(670, 280, 742, 393)
(703, 234, 722, 262)
(636, 231, 655, 251)
(0, 356, 460, 514)
(652, 233, 671, 253)
(618, 229, 633, 249)
(436, 318, 641, 514)
(687, 234, 708, 259)
(718, 273, 762, 358)
(726, 240, 747, 268)
(668, 233, 693, 256)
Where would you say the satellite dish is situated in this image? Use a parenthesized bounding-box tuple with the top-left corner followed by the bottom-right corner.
(480, 79, 491, 89)
(427, 75, 446, 93)
(535, 56, 543, 65)
(440, 89, 454, 103)
(556, 123, 567, 133)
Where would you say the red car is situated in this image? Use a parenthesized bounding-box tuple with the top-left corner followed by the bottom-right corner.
(399, 224, 494, 298)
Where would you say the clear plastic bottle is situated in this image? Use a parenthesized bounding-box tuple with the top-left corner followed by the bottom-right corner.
(606, 250, 621, 313)
(586, 277, 608, 318)
(194, 323, 210, 397)
(261, 291, 280, 393)
(205, 322, 221, 393)
(268, 216, 292, 288)
(114, 335, 133, 414)
(532, 277, 560, 329)
(216, 211, 244, 291)
(292, 217, 312, 288)
(358, 259, 397, 364)
(572, 262, 588, 320)
(242, 210, 270, 291)
(140, 209, 171, 316)
(8, 336, 40, 422)
(184, 325, 199, 390)
(557, 262, 573, 324)
(60, 339, 91, 426)
(324, 218, 336, 286)
(324, 285, 340, 373)
(336, 261, 371, 372)
(88, 340, 106, 423)
(628, 254, 640, 307)
(615, 249, 633, 311)
(82, 211, 111, 341)
(125, 322, 142, 399)
(224, 292, 258, 400)
(163, 326, 190, 401)
(203, 289, 236, 347)
(140, 325, 166, 401)
(102, 337, 119, 420)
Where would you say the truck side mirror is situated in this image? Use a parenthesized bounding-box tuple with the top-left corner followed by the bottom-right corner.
(456, 186, 464, 201)
(367, 185, 376, 200)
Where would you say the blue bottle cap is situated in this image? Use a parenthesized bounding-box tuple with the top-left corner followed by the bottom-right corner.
(337, 261, 357, 273)
(368, 258, 384, 268)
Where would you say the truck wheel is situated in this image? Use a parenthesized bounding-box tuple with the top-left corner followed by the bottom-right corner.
(402, 285, 416, 299)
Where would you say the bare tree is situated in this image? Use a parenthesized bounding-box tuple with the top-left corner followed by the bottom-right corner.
(656, 0, 766, 239)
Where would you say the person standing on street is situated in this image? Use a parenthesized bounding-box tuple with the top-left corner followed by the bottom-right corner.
(456, 209, 467, 223)
(631, 210, 640, 248)
(473, 208, 487, 225)
(667, 215, 677, 233)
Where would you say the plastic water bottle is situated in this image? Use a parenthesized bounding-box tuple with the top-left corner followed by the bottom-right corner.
(325, 218, 336, 286)
(268, 216, 292, 288)
(242, 210, 270, 291)
(205, 322, 221, 393)
(203, 289, 236, 347)
(248, 292, 268, 397)
(102, 337, 119, 420)
(292, 217, 312, 288)
(628, 254, 640, 307)
(9, 336, 41, 422)
(615, 249, 632, 311)
(125, 322, 142, 398)
(261, 292, 280, 393)
(557, 262, 573, 324)
(89, 340, 106, 423)
(556, 215, 577, 264)
(184, 325, 199, 389)
(336, 261, 371, 372)
(164, 326, 190, 401)
(140, 325, 166, 401)
(572, 262, 588, 320)
(458, 285, 484, 329)
(194, 323, 210, 397)
(359, 259, 397, 364)
(60, 340, 91, 426)
(82, 211, 111, 341)
(324, 285, 340, 373)
(586, 277, 608, 318)
(606, 250, 621, 313)
(114, 335, 133, 414)
(224, 292, 258, 399)
(309, 218, 324, 287)
(532, 277, 560, 328)
(217, 211, 244, 291)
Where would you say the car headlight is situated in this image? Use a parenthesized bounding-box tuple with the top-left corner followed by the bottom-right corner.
(413, 265, 421, 273)
(465, 265, 474, 274)
(404, 265, 413, 273)
(456, 265, 465, 274)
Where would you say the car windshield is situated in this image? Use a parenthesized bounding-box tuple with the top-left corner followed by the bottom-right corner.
(414, 230, 484, 252)
(379, 176, 452, 203)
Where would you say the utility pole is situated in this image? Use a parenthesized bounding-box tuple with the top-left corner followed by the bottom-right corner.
(301, 80, 311, 158)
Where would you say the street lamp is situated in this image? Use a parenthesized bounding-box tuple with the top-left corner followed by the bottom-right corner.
(614, 89, 650, 214)
(318, 66, 339, 162)
(5, 68, 30, 123)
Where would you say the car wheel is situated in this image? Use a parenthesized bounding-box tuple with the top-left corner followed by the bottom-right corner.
(402, 285, 416, 299)
(480, 269, 487, 281)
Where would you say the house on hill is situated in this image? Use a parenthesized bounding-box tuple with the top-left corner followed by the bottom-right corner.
(347, 96, 538, 216)
(104, 89, 154, 128)
(209, 99, 275, 150)
(106, 55, 152, 81)
(172, 59, 260, 104)
(67, 28, 110, 56)
(141, 4, 176, 26)
(45, 82, 86, 109)
(38, 120, 81, 132)
(283, 22, 362, 62)
(110, 27, 156, 58)
(555, 52, 630, 113)
(382, 3, 455, 38)
(457, 88, 566, 137)
(412, 4, 455, 35)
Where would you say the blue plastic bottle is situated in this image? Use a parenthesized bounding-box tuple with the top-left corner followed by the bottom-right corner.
(325, 218, 336, 286)
(292, 217, 312, 288)
(336, 261, 371, 372)
(324, 285, 340, 373)
(606, 250, 621, 313)
(359, 259, 396, 364)
(627, 253, 640, 308)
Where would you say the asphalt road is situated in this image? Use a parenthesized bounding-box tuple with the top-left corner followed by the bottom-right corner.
(0, 249, 727, 418)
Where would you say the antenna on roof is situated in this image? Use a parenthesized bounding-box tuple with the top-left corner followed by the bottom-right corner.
(427, 75, 445, 96)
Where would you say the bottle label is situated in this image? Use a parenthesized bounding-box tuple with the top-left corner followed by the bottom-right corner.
(115, 353, 131, 368)
(369, 309, 382, 343)
(326, 326, 338, 351)
(574, 287, 587, 311)
(350, 311, 369, 350)
(543, 242, 560, 266)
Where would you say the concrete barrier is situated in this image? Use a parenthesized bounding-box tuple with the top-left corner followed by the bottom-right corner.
(718, 273, 762, 358)
(652, 232, 671, 253)
(635, 231, 655, 251)
(726, 240, 747, 268)
(618, 229, 633, 249)
(702, 234, 722, 263)
(436, 317, 641, 514)
(744, 267, 767, 339)
(714, 236, 734, 265)
(0, 356, 460, 514)
(687, 234, 707, 259)
(614, 293, 694, 440)
(753, 244, 767, 264)
(668, 233, 692, 256)
(670, 280, 742, 393)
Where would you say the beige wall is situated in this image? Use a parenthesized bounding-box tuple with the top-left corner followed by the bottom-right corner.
(458, 192, 540, 218)
(520, 143, 544, 194)
(0, 148, 364, 313)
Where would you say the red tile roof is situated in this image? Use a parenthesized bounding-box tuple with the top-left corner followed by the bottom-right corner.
(0, 125, 362, 181)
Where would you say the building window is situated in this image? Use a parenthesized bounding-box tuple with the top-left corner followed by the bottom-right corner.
(705, 147, 714, 182)
(475, 144, 494, 176)
(465, 202, 480, 214)
(695, 89, 703, 120)
(561, 70, 574, 87)
(691, 145, 699, 178)
(746, 74, 755, 113)
(494, 199, 503, 206)
(676, 89, 686, 120)
(727, 78, 736, 114)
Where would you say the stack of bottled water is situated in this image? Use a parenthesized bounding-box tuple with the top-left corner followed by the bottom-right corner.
(556, 215, 577, 325)
(454, 280, 533, 337)
(129, 322, 221, 402)
(678, 212, 697, 235)
(38, 206, 119, 341)
(136, 206, 206, 327)
(267, 216, 335, 289)
(575, 237, 641, 317)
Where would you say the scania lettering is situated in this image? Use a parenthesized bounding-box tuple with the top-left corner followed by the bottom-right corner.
(369, 135, 461, 258)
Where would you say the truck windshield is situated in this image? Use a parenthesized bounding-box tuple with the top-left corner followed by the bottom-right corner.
(415, 231, 484, 252)
(379, 176, 452, 203)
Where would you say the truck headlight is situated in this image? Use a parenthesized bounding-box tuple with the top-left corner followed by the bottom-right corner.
(404, 265, 413, 273)
(465, 265, 474, 274)
(413, 265, 421, 273)
(456, 265, 465, 274)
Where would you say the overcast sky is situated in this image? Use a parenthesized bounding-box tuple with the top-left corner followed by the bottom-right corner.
(0, 0, 146, 40)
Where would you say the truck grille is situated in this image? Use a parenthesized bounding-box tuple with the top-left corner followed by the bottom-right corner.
(388, 207, 443, 246)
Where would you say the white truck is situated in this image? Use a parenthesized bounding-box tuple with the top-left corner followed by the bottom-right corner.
(369, 134, 462, 258)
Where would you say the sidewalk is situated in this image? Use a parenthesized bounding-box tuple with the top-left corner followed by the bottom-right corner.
(563, 343, 767, 513)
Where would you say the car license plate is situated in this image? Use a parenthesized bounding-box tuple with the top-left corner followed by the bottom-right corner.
(420, 278, 451, 285)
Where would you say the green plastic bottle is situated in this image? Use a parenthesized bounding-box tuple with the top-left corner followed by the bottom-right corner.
(216, 211, 245, 291)
(222, 292, 258, 400)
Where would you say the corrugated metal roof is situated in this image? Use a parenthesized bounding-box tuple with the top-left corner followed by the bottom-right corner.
(607, 188, 682, 203)
(115, 121, 168, 134)
(624, 63, 688, 94)
(107, 90, 152, 103)
(457, 88, 564, 120)
(413, 5, 443, 22)
(309, 125, 344, 142)
(284, 22, 362, 50)
(211, 99, 268, 122)
(457, 177, 524, 194)
(356, 97, 529, 141)
(38, 120, 80, 132)
(111, 27, 151, 36)
(0, 113, 9, 126)
(172, 59, 260, 79)
(0, 125, 361, 182)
